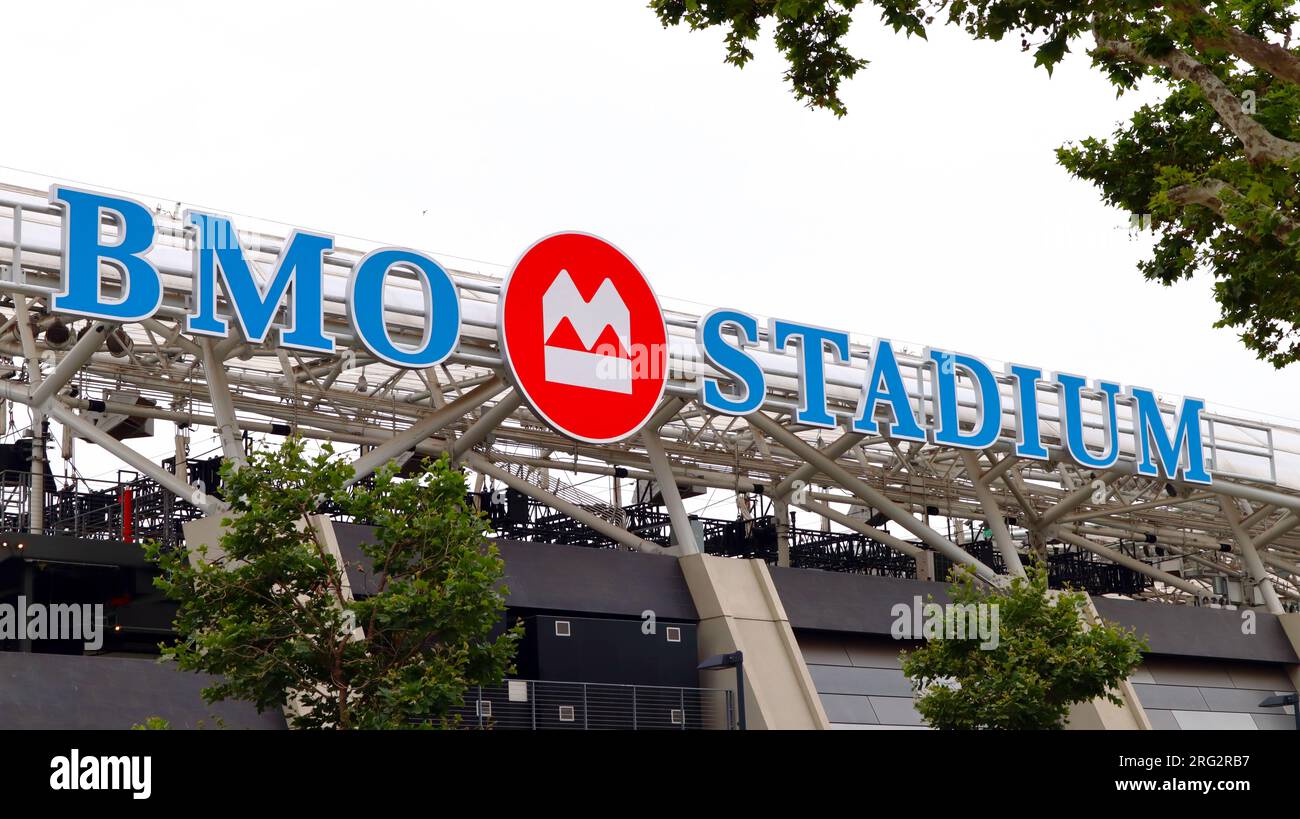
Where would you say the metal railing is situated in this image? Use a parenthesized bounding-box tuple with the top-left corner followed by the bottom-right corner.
(0, 467, 208, 546)
(499, 461, 628, 528)
(443, 679, 734, 730)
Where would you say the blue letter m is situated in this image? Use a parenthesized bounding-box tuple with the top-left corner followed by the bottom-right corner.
(185, 212, 334, 352)
(1132, 388, 1212, 485)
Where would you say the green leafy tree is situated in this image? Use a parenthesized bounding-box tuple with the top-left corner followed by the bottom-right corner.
(900, 566, 1147, 729)
(146, 438, 519, 729)
(652, 1, 1300, 366)
(130, 717, 172, 730)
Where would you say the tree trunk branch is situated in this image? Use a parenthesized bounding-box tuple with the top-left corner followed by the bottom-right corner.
(1219, 25, 1300, 85)
(1167, 178, 1296, 241)
(1095, 35, 1300, 164)
(1168, 1, 1300, 86)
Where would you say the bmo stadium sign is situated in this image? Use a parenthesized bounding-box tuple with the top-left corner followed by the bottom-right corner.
(47, 185, 1212, 484)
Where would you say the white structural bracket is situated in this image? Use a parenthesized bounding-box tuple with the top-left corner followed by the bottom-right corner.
(746, 411, 1002, 585)
(465, 451, 663, 554)
(346, 375, 505, 486)
(960, 450, 1026, 578)
(1218, 496, 1285, 614)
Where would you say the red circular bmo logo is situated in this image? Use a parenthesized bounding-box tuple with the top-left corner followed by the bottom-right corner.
(499, 233, 668, 444)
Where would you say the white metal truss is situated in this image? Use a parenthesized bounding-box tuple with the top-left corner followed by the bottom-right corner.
(0, 177, 1298, 611)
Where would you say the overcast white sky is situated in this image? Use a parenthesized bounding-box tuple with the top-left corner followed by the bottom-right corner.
(5, 0, 1296, 431)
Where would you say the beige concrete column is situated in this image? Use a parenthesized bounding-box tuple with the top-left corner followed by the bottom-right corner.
(1279, 612, 1300, 692)
(678, 553, 828, 729)
(1064, 593, 1152, 730)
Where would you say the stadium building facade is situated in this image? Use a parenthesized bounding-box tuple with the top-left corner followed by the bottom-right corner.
(0, 173, 1296, 730)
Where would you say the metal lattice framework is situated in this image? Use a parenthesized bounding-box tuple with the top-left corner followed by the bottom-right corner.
(1, 175, 1299, 612)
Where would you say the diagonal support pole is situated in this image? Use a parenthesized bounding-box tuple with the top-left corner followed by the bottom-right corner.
(45, 400, 220, 514)
(772, 432, 865, 499)
(31, 322, 112, 409)
(465, 451, 663, 553)
(1219, 496, 1285, 614)
(795, 498, 924, 559)
(1254, 511, 1300, 549)
(746, 411, 1001, 584)
(345, 376, 504, 486)
(1051, 527, 1208, 597)
(1036, 469, 1121, 529)
(449, 390, 523, 461)
(960, 450, 1026, 577)
(201, 337, 246, 467)
(642, 429, 699, 554)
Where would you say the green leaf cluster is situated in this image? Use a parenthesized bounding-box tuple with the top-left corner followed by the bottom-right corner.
(901, 565, 1147, 730)
(145, 438, 520, 729)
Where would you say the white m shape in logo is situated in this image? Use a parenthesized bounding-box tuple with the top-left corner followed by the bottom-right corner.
(542, 270, 632, 393)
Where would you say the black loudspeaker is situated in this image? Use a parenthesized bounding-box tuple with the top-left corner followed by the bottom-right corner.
(0, 438, 44, 474)
(516, 615, 698, 688)
(505, 489, 530, 524)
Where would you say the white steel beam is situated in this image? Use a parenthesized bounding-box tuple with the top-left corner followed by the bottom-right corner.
(1254, 511, 1300, 549)
(772, 432, 864, 498)
(960, 450, 1026, 577)
(201, 337, 246, 466)
(773, 497, 790, 567)
(1212, 480, 1300, 516)
(1058, 491, 1217, 524)
(978, 453, 1019, 487)
(346, 376, 504, 486)
(464, 452, 663, 554)
(996, 466, 1040, 526)
(1218, 497, 1285, 614)
(641, 428, 699, 554)
(45, 401, 220, 514)
(746, 411, 1001, 584)
(1051, 527, 1208, 597)
(30, 322, 111, 408)
(796, 498, 924, 559)
(1037, 470, 1121, 528)
(769, 431, 866, 568)
(449, 390, 523, 461)
(13, 294, 45, 535)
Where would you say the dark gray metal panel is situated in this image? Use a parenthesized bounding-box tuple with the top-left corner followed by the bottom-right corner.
(808, 664, 912, 697)
(0, 532, 146, 568)
(0, 652, 284, 729)
(797, 633, 908, 670)
(1252, 713, 1297, 730)
(1171, 710, 1257, 729)
(846, 640, 908, 670)
(331, 521, 382, 596)
(798, 635, 852, 666)
(1132, 683, 1209, 711)
(771, 568, 949, 634)
(1227, 664, 1296, 691)
(1144, 709, 1180, 730)
(773, 565, 1299, 664)
(1200, 686, 1294, 714)
(820, 694, 879, 724)
(1093, 597, 1298, 664)
(330, 526, 698, 620)
(868, 695, 926, 726)
(496, 540, 697, 620)
(1142, 657, 1236, 688)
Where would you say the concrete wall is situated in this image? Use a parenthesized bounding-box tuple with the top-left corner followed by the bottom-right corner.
(0, 652, 283, 729)
(1133, 657, 1296, 730)
(679, 554, 828, 729)
(798, 634, 928, 730)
